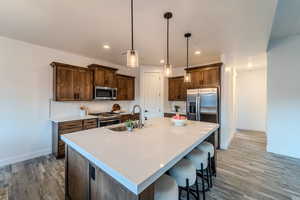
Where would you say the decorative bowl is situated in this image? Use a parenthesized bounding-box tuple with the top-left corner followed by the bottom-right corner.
(171, 118, 187, 127)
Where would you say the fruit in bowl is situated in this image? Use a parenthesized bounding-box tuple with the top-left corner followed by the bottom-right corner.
(171, 115, 187, 126)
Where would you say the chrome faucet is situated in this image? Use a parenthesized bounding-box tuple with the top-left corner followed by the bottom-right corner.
(132, 105, 143, 128)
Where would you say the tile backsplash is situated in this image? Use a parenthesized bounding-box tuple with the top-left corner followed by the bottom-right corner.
(165, 101, 186, 113)
(50, 100, 138, 119)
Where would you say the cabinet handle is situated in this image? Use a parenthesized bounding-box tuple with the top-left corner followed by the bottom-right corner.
(90, 165, 95, 180)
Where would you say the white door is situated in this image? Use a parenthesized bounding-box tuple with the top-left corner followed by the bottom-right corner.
(142, 72, 163, 119)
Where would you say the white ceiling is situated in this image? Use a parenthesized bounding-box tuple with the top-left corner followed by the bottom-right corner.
(270, 0, 300, 41)
(0, 0, 277, 67)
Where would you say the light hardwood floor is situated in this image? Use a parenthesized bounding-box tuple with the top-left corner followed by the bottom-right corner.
(1, 131, 300, 200)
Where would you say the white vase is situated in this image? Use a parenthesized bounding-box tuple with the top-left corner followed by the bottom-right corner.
(80, 110, 86, 117)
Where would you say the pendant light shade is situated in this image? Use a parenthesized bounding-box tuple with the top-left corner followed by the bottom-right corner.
(127, 0, 139, 68)
(184, 33, 192, 83)
(164, 12, 173, 77)
(127, 50, 139, 68)
(184, 71, 191, 82)
(164, 63, 173, 77)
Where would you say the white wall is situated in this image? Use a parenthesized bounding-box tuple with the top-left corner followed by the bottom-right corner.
(236, 68, 267, 132)
(219, 55, 237, 149)
(0, 36, 139, 167)
(267, 34, 300, 159)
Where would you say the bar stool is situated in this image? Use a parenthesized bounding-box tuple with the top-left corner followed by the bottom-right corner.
(197, 141, 215, 188)
(186, 148, 210, 200)
(169, 159, 200, 200)
(154, 174, 178, 200)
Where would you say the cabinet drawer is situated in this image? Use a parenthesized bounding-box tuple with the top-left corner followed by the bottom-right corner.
(83, 119, 98, 130)
(58, 140, 65, 157)
(59, 120, 83, 131)
(59, 127, 83, 135)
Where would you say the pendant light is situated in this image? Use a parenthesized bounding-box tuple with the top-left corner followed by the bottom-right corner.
(127, 0, 139, 68)
(184, 33, 192, 83)
(164, 12, 173, 77)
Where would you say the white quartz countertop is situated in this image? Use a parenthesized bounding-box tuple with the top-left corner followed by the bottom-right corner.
(50, 115, 98, 123)
(50, 112, 135, 123)
(61, 117, 219, 195)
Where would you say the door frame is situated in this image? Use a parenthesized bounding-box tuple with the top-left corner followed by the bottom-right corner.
(140, 66, 164, 119)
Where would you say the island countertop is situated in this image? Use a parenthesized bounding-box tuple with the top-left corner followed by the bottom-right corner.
(61, 117, 219, 195)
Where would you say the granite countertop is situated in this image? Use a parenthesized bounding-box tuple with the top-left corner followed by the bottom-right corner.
(61, 117, 219, 195)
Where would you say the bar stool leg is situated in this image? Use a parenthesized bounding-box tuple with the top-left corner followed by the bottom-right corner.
(186, 179, 190, 200)
(208, 152, 213, 188)
(206, 167, 210, 190)
(195, 176, 200, 200)
(179, 188, 182, 200)
(201, 163, 206, 200)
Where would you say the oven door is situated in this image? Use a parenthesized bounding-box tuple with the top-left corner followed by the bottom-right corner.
(95, 87, 116, 100)
(99, 119, 121, 127)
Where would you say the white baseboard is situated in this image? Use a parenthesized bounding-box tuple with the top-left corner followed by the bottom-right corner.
(267, 145, 300, 159)
(220, 131, 235, 150)
(0, 148, 52, 168)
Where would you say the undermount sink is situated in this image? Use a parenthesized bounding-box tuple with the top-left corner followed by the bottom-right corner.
(108, 126, 128, 132)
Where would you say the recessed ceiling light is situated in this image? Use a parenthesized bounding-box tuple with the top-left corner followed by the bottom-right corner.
(195, 51, 201, 55)
(103, 45, 110, 49)
(160, 59, 165, 64)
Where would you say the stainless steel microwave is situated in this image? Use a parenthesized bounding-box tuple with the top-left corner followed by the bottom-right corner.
(94, 86, 117, 100)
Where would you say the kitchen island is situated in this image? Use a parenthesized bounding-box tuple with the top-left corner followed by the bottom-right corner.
(61, 117, 219, 200)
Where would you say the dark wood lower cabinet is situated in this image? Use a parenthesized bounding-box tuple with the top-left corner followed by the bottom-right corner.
(65, 147, 89, 200)
(65, 147, 154, 200)
(52, 119, 98, 158)
(120, 113, 140, 123)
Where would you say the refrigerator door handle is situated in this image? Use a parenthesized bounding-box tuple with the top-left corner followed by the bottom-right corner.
(196, 96, 200, 121)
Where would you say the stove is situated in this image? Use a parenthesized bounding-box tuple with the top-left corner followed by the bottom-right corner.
(89, 112, 121, 127)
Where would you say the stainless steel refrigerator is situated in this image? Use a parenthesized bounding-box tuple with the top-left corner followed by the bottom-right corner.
(186, 88, 220, 147)
(186, 88, 219, 121)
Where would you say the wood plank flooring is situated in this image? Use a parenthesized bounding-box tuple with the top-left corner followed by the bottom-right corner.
(1, 130, 300, 200)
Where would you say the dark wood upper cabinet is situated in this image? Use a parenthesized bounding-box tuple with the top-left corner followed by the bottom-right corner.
(186, 63, 222, 89)
(74, 68, 93, 101)
(168, 63, 222, 101)
(88, 64, 118, 88)
(116, 74, 135, 101)
(52, 62, 93, 101)
(202, 67, 220, 86)
(168, 76, 187, 101)
(190, 69, 204, 89)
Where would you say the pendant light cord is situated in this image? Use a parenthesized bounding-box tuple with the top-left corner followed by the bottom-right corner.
(131, 0, 134, 51)
(167, 18, 169, 65)
(186, 36, 189, 69)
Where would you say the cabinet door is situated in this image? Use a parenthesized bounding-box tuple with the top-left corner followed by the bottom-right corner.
(168, 78, 176, 100)
(104, 70, 116, 88)
(203, 68, 220, 86)
(94, 68, 105, 86)
(191, 70, 203, 88)
(180, 79, 187, 100)
(127, 77, 135, 100)
(116, 76, 127, 100)
(56, 66, 75, 101)
(75, 69, 93, 101)
(67, 147, 89, 200)
(169, 77, 186, 101)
